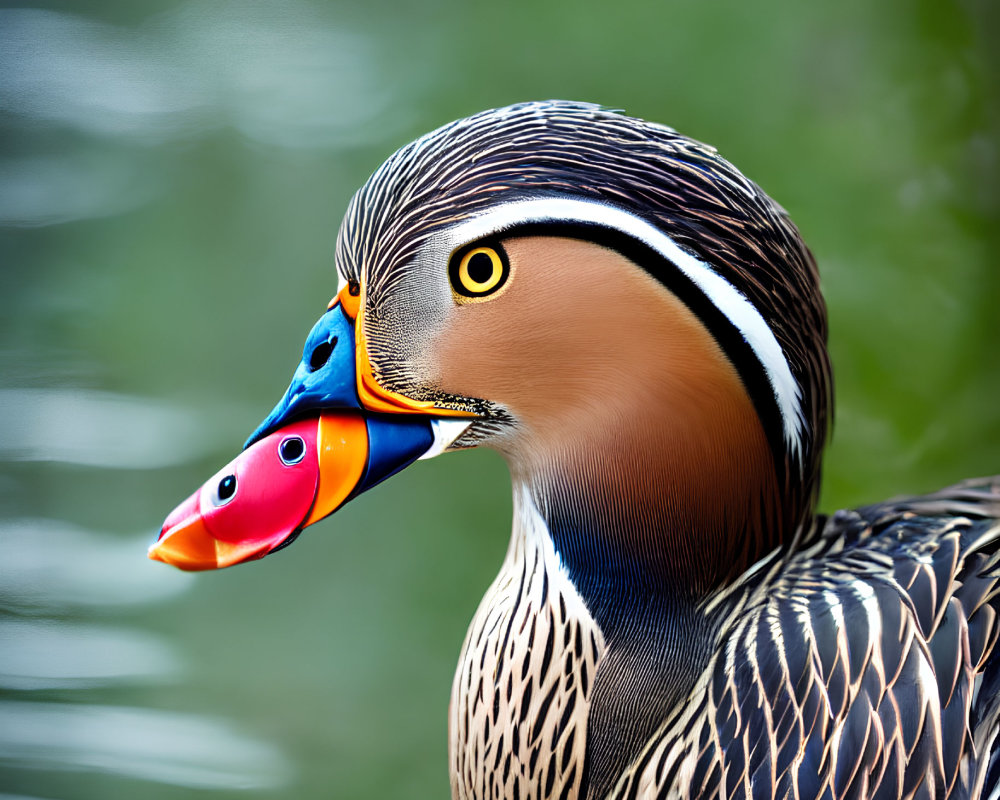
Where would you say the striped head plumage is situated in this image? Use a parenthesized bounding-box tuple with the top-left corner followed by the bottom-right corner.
(151, 101, 1000, 800)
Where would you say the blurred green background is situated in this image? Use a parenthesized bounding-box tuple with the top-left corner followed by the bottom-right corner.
(0, 0, 996, 797)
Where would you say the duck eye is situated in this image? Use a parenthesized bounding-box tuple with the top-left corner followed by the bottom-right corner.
(450, 244, 509, 301)
(279, 436, 305, 465)
(213, 474, 237, 507)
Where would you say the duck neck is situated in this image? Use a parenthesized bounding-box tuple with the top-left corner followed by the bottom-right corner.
(509, 396, 784, 610)
(506, 464, 741, 799)
(504, 399, 782, 795)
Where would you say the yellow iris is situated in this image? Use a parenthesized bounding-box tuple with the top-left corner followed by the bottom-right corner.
(456, 247, 504, 295)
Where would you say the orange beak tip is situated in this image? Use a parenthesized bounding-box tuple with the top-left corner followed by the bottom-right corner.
(147, 518, 223, 571)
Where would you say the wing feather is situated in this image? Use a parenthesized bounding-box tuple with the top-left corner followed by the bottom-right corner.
(607, 480, 1000, 798)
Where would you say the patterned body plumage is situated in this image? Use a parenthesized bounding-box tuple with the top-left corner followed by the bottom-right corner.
(451, 487, 606, 800)
(615, 478, 1000, 799)
(450, 477, 1000, 799)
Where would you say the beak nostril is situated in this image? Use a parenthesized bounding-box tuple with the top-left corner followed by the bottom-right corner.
(279, 436, 306, 465)
(308, 337, 337, 371)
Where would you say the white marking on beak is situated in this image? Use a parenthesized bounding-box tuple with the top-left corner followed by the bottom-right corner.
(419, 419, 473, 460)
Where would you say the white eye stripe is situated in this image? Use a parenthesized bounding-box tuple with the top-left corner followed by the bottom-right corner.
(444, 197, 805, 463)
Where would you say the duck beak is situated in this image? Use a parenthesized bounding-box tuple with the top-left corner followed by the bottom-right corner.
(150, 286, 472, 571)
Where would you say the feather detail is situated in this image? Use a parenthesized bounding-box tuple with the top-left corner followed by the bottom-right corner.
(608, 478, 1000, 799)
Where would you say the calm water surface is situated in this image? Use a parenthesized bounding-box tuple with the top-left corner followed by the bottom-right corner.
(1, 1, 996, 798)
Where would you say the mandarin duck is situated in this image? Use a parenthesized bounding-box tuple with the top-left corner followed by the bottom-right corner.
(150, 101, 1000, 800)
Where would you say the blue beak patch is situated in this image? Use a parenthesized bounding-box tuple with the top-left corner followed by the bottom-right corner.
(243, 300, 436, 501)
(245, 304, 361, 448)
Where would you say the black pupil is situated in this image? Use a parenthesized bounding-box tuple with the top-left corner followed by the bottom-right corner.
(280, 437, 304, 463)
(218, 475, 236, 501)
(467, 252, 495, 285)
(309, 337, 336, 371)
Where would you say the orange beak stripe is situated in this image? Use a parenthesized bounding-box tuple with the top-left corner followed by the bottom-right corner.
(328, 281, 476, 419)
(302, 413, 369, 526)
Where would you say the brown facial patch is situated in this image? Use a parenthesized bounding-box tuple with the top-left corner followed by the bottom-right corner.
(430, 236, 781, 591)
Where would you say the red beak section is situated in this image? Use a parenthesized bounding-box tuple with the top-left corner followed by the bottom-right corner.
(149, 413, 368, 571)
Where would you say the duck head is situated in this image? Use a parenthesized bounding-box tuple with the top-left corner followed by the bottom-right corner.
(151, 101, 831, 596)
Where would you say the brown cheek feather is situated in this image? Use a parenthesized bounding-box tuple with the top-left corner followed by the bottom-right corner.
(432, 236, 780, 592)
